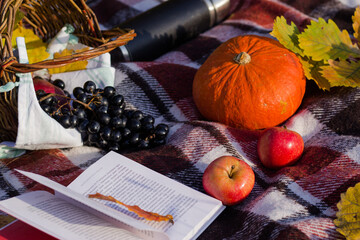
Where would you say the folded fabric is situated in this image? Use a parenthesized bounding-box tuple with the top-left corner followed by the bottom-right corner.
(15, 37, 83, 150)
(10, 25, 116, 150)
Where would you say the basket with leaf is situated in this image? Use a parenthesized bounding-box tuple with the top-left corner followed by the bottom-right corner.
(0, 0, 136, 143)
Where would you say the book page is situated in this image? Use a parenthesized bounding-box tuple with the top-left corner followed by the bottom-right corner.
(68, 151, 225, 240)
(15, 169, 168, 240)
(0, 191, 142, 240)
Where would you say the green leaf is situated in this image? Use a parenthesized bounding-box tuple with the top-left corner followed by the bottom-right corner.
(353, 7, 360, 42)
(270, 16, 303, 56)
(298, 18, 360, 62)
(300, 57, 330, 90)
(334, 182, 360, 240)
(321, 59, 360, 88)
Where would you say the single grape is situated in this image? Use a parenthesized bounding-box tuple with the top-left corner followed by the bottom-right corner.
(142, 123, 154, 132)
(50, 106, 59, 116)
(69, 115, 79, 128)
(81, 132, 89, 143)
(107, 142, 120, 152)
(98, 113, 111, 125)
(100, 97, 109, 107)
(129, 132, 140, 146)
(76, 93, 88, 103)
(63, 90, 71, 98)
(138, 139, 150, 149)
(119, 115, 127, 128)
(59, 115, 71, 128)
(96, 105, 108, 114)
(87, 121, 100, 134)
(103, 86, 116, 98)
(111, 116, 124, 129)
(83, 80, 96, 93)
(40, 103, 51, 113)
(111, 130, 122, 142)
(154, 124, 169, 139)
(53, 79, 65, 89)
(141, 115, 154, 125)
(108, 105, 123, 117)
(40, 95, 56, 106)
(73, 87, 84, 98)
(77, 119, 89, 133)
(157, 123, 169, 132)
(88, 133, 99, 145)
(73, 108, 87, 119)
(99, 126, 112, 141)
(97, 139, 108, 149)
(127, 118, 141, 132)
(36, 90, 47, 99)
(121, 128, 131, 139)
(61, 107, 71, 115)
(111, 95, 124, 106)
(132, 110, 144, 120)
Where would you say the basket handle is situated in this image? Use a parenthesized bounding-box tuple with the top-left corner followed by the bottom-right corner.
(3, 30, 136, 75)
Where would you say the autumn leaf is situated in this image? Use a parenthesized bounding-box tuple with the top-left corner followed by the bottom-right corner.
(353, 7, 360, 42)
(88, 193, 174, 224)
(300, 57, 331, 91)
(298, 18, 360, 62)
(48, 48, 89, 74)
(270, 16, 304, 56)
(11, 25, 50, 64)
(271, 7, 360, 90)
(321, 59, 360, 88)
(334, 182, 360, 240)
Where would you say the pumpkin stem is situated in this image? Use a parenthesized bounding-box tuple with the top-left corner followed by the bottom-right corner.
(234, 52, 251, 65)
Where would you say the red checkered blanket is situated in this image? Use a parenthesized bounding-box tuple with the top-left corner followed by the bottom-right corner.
(2, 0, 360, 239)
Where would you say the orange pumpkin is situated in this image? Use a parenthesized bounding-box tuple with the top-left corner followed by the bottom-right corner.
(192, 35, 306, 130)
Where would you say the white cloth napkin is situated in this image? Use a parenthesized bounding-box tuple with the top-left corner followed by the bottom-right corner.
(11, 25, 115, 150)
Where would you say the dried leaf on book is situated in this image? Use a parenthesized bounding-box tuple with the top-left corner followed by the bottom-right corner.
(88, 192, 174, 224)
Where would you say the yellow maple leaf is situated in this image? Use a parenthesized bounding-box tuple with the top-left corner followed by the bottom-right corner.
(12, 25, 50, 64)
(334, 182, 360, 240)
(48, 48, 89, 74)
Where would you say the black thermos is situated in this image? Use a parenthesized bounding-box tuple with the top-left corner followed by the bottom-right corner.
(112, 0, 231, 62)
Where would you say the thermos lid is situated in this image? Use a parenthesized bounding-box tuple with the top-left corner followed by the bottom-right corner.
(203, 0, 231, 26)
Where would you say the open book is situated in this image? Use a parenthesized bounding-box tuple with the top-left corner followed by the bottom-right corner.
(0, 151, 225, 240)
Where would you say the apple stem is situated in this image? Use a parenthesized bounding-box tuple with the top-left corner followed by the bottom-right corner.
(228, 165, 235, 178)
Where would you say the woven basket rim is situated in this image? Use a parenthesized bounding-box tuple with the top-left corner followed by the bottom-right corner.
(0, 0, 136, 142)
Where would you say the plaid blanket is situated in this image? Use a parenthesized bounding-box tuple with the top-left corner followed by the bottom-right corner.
(1, 0, 360, 239)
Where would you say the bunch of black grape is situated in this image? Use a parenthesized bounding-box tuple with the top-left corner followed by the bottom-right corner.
(36, 79, 169, 152)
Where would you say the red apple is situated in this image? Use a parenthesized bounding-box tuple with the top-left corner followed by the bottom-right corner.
(257, 127, 304, 169)
(202, 156, 255, 205)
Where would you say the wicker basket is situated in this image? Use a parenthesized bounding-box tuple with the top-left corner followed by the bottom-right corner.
(0, 0, 136, 142)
